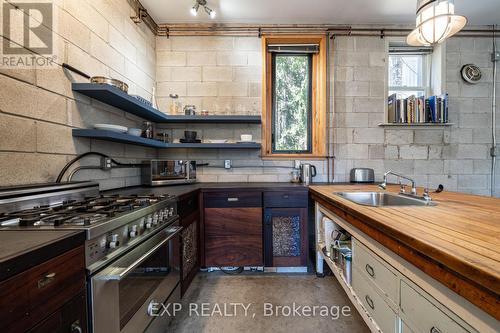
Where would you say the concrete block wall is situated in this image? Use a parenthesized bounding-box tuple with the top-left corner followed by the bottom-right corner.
(0, 0, 157, 190)
(332, 36, 499, 196)
(155, 36, 328, 183)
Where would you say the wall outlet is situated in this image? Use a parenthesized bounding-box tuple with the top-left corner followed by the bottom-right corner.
(294, 160, 301, 169)
(492, 51, 500, 62)
(224, 160, 232, 169)
(101, 157, 112, 170)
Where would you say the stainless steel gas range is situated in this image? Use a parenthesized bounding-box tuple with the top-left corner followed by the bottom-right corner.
(0, 181, 182, 333)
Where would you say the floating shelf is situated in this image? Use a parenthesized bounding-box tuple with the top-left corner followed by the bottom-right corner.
(72, 83, 261, 124)
(378, 123, 454, 128)
(73, 129, 262, 149)
(159, 115, 261, 123)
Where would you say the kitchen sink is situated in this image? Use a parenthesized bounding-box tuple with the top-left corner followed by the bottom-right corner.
(334, 192, 436, 207)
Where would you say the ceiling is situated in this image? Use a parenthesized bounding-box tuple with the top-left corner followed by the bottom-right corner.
(141, 0, 500, 25)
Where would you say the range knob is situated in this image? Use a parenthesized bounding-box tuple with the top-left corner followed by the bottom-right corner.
(169, 207, 174, 217)
(152, 213, 159, 225)
(145, 221, 152, 229)
(129, 225, 138, 238)
(108, 234, 120, 249)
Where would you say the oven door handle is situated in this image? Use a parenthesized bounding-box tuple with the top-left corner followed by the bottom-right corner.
(95, 226, 182, 281)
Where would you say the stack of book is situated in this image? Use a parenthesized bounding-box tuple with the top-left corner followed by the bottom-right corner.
(387, 93, 448, 124)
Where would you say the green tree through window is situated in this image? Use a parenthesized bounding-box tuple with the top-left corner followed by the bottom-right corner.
(272, 54, 312, 153)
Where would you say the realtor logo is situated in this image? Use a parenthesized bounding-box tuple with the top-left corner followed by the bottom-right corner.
(3, 1, 53, 54)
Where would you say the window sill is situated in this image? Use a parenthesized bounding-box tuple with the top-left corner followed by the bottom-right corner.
(378, 123, 454, 128)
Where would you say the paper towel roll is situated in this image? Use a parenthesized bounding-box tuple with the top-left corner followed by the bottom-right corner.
(323, 217, 335, 248)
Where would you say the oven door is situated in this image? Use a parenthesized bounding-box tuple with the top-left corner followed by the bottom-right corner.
(91, 224, 182, 333)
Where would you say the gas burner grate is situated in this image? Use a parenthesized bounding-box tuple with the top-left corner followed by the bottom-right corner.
(0, 193, 171, 227)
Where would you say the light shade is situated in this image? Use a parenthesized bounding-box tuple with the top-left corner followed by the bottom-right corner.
(407, 0, 467, 46)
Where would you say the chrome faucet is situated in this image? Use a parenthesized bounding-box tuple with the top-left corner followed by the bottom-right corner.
(379, 171, 432, 202)
(379, 171, 417, 195)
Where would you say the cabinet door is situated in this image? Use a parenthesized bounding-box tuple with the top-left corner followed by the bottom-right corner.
(180, 211, 199, 296)
(205, 207, 263, 267)
(264, 207, 308, 267)
(28, 291, 87, 333)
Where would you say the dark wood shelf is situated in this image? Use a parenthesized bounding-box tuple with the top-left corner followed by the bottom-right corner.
(72, 129, 262, 149)
(72, 83, 261, 124)
(161, 115, 261, 123)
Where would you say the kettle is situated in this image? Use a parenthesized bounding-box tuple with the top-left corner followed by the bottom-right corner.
(300, 163, 317, 185)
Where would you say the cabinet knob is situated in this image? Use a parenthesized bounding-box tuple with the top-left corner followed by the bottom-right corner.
(365, 295, 375, 310)
(71, 321, 83, 333)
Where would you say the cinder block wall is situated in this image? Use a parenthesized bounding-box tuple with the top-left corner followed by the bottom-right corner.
(154, 36, 327, 182)
(0, 0, 157, 189)
(1, 0, 498, 195)
(332, 36, 500, 196)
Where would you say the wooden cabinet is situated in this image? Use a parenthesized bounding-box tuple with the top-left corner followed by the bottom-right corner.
(204, 191, 263, 267)
(28, 291, 87, 333)
(0, 246, 86, 332)
(178, 191, 200, 296)
(264, 207, 308, 267)
(263, 191, 308, 267)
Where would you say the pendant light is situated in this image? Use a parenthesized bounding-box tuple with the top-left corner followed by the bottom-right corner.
(407, 0, 467, 46)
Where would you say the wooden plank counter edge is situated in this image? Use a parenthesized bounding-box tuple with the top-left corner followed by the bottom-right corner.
(309, 186, 500, 321)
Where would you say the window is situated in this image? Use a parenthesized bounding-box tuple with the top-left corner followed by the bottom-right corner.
(262, 36, 327, 158)
(388, 43, 432, 99)
(272, 53, 312, 153)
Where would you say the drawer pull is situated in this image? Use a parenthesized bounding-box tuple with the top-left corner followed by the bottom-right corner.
(38, 272, 56, 288)
(430, 327, 442, 333)
(227, 197, 239, 202)
(283, 195, 289, 199)
(365, 264, 375, 278)
(365, 295, 375, 310)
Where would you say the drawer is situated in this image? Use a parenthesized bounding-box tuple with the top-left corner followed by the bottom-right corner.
(0, 246, 85, 332)
(204, 191, 262, 208)
(400, 281, 471, 333)
(28, 246, 85, 313)
(178, 191, 199, 218)
(352, 267, 398, 333)
(353, 240, 398, 307)
(263, 191, 308, 208)
(401, 321, 415, 333)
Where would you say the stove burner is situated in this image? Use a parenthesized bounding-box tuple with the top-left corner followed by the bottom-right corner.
(0, 194, 170, 227)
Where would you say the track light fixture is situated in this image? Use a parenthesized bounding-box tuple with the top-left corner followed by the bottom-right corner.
(190, 0, 216, 19)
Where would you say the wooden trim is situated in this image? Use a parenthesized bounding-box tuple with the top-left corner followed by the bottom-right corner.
(261, 34, 328, 159)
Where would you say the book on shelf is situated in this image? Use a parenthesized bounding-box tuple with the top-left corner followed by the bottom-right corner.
(387, 93, 448, 124)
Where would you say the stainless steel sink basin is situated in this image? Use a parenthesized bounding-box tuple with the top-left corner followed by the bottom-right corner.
(334, 192, 436, 207)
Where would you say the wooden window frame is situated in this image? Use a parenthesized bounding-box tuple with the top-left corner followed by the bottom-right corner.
(261, 35, 327, 159)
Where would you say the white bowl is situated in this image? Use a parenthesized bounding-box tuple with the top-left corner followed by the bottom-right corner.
(127, 128, 142, 136)
(240, 134, 253, 142)
(209, 139, 228, 144)
(94, 124, 128, 133)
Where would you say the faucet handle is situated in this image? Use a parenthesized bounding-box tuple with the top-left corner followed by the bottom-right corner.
(423, 187, 431, 201)
(399, 184, 406, 193)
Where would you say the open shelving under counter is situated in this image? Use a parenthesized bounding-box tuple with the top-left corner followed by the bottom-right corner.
(72, 83, 261, 124)
(72, 129, 262, 149)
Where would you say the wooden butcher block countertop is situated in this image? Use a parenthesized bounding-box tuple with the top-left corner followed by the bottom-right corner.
(309, 184, 500, 320)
